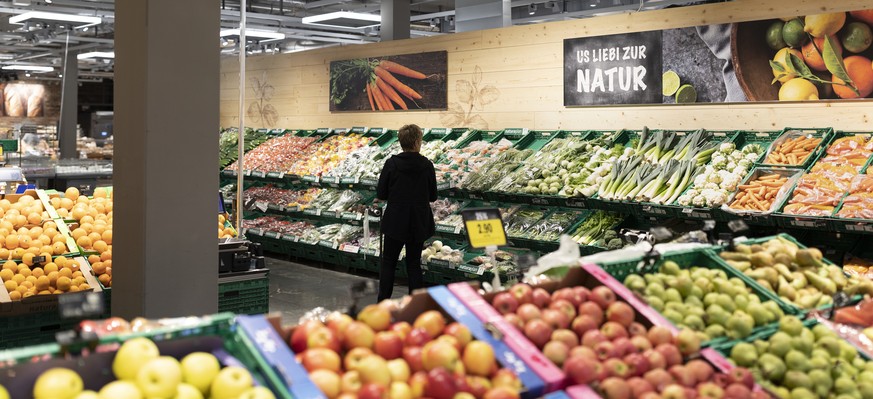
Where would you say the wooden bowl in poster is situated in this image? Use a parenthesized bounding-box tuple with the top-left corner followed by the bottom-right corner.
(731, 20, 780, 102)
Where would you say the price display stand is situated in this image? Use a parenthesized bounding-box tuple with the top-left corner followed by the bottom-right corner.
(461, 208, 510, 285)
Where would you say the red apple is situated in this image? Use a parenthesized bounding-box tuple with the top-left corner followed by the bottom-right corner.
(628, 322, 647, 337)
(510, 283, 533, 304)
(466, 376, 492, 398)
(685, 359, 713, 383)
(531, 288, 551, 308)
(454, 373, 472, 394)
(723, 383, 751, 399)
(655, 344, 683, 367)
(341, 370, 363, 394)
(301, 348, 342, 373)
(517, 304, 542, 323)
(343, 322, 376, 350)
(358, 304, 392, 332)
(523, 319, 553, 348)
(358, 383, 388, 399)
(606, 302, 635, 327)
(344, 347, 375, 371)
(660, 384, 688, 399)
(503, 314, 523, 330)
(491, 369, 522, 391)
(572, 286, 591, 304)
(426, 368, 458, 399)
(630, 335, 653, 352)
(308, 326, 342, 353)
(577, 302, 604, 325)
(643, 369, 675, 392)
(327, 314, 354, 342)
(613, 337, 636, 356)
(642, 349, 667, 370)
(405, 327, 432, 347)
(627, 377, 655, 397)
(543, 341, 570, 366)
(697, 382, 724, 399)
(549, 299, 577, 320)
(581, 330, 608, 348)
(669, 365, 697, 387)
(601, 321, 629, 340)
(492, 292, 519, 315)
(483, 386, 521, 399)
(551, 329, 579, 348)
(595, 341, 619, 360)
(600, 377, 632, 399)
(444, 322, 473, 348)
(638, 393, 661, 399)
(713, 373, 732, 388)
(571, 315, 599, 337)
(590, 286, 617, 309)
(647, 326, 673, 346)
(728, 367, 755, 389)
(373, 331, 404, 360)
(422, 340, 461, 371)
(402, 346, 424, 373)
(390, 321, 412, 340)
(604, 358, 631, 379)
(570, 345, 597, 360)
(551, 288, 579, 307)
(623, 353, 650, 377)
(414, 310, 447, 339)
(563, 356, 601, 385)
(542, 309, 571, 330)
(290, 320, 324, 353)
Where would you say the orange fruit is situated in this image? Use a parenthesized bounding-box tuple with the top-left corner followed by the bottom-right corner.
(8, 290, 21, 300)
(91, 262, 106, 275)
(76, 236, 92, 249)
(0, 268, 12, 281)
(833, 55, 873, 98)
(850, 9, 873, 25)
(52, 242, 67, 255)
(35, 275, 49, 290)
(31, 267, 44, 278)
(802, 35, 842, 71)
(56, 276, 71, 291)
(43, 263, 58, 274)
(21, 252, 34, 266)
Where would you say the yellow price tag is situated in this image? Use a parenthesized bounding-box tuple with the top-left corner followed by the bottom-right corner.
(464, 218, 507, 248)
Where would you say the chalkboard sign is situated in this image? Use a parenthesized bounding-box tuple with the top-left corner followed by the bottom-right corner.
(564, 31, 663, 106)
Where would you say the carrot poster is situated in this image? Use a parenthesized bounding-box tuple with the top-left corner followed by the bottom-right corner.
(329, 51, 447, 112)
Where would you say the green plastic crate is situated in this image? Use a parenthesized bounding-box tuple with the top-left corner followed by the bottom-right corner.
(218, 275, 269, 315)
(757, 127, 834, 170)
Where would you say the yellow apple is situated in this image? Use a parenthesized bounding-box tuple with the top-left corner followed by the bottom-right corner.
(34, 368, 83, 399)
(180, 352, 221, 395)
(210, 366, 254, 399)
(354, 355, 392, 387)
(73, 391, 99, 399)
(239, 386, 277, 399)
(389, 381, 413, 399)
(174, 383, 203, 399)
(463, 341, 496, 377)
(0, 384, 8, 399)
(136, 356, 182, 398)
(113, 337, 160, 380)
(386, 358, 411, 382)
(98, 381, 142, 399)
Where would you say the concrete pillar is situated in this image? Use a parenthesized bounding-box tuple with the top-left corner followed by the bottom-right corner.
(455, 0, 511, 33)
(381, 0, 410, 41)
(58, 50, 78, 159)
(113, 0, 219, 318)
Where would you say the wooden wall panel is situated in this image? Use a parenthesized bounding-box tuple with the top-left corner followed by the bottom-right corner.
(220, 0, 873, 131)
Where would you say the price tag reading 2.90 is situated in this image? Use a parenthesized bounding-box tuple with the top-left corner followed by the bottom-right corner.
(461, 208, 507, 249)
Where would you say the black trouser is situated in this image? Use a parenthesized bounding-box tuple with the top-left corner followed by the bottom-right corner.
(379, 235, 424, 301)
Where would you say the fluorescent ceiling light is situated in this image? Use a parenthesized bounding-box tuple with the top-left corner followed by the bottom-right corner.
(219, 29, 285, 42)
(78, 51, 115, 60)
(302, 11, 380, 29)
(9, 11, 102, 28)
(2, 65, 53, 72)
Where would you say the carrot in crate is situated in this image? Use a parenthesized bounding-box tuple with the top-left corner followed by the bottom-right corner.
(728, 174, 789, 211)
(765, 136, 822, 165)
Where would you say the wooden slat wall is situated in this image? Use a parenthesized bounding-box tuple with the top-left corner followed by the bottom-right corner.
(219, 0, 873, 131)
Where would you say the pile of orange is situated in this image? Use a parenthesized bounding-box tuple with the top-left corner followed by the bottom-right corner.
(0, 256, 90, 300)
(50, 187, 113, 288)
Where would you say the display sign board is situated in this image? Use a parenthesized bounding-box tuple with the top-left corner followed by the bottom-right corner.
(461, 208, 507, 249)
(564, 31, 663, 106)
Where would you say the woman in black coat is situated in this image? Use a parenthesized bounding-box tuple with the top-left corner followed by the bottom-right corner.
(376, 124, 437, 301)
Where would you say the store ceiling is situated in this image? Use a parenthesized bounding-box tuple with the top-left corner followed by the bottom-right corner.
(0, 0, 721, 81)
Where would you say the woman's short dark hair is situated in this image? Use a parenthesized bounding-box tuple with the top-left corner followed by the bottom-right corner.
(398, 124, 423, 150)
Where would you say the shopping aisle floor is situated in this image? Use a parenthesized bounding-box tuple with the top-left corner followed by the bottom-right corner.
(267, 257, 408, 324)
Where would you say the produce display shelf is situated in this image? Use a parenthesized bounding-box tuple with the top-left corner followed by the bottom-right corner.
(514, 130, 564, 151)
(756, 127, 834, 170)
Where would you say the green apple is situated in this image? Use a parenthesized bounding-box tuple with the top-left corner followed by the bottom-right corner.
(73, 391, 99, 399)
(174, 383, 203, 399)
(98, 381, 142, 399)
(180, 352, 221, 395)
(34, 367, 83, 399)
(239, 386, 276, 399)
(210, 366, 254, 399)
(113, 337, 160, 380)
(137, 356, 182, 398)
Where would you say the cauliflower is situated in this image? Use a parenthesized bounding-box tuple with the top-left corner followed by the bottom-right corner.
(722, 175, 742, 191)
(745, 152, 759, 161)
(693, 174, 708, 187)
(692, 195, 707, 207)
(678, 195, 692, 206)
(743, 144, 763, 154)
(710, 155, 728, 169)
(719, 142, 736, 153)
(726, 161, 738, 171)
(738, 159, 753, 169)
(707, 173, 723, 184)
(703, 182, 720, 190)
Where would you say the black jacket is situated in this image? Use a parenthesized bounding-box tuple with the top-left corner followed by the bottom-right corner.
(376, 152, 438, 242)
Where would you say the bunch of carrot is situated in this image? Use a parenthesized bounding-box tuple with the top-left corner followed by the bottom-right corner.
(728, 174, 789, 211)
(764, 136, 822, 165)
(366, 60, 425, 111)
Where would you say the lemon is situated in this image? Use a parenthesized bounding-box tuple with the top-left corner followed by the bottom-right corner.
(772, 47, 803, 84)
(779, 78, 819, 101)
(804, 12, 846, 38)
(662, 70, 681, 96)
